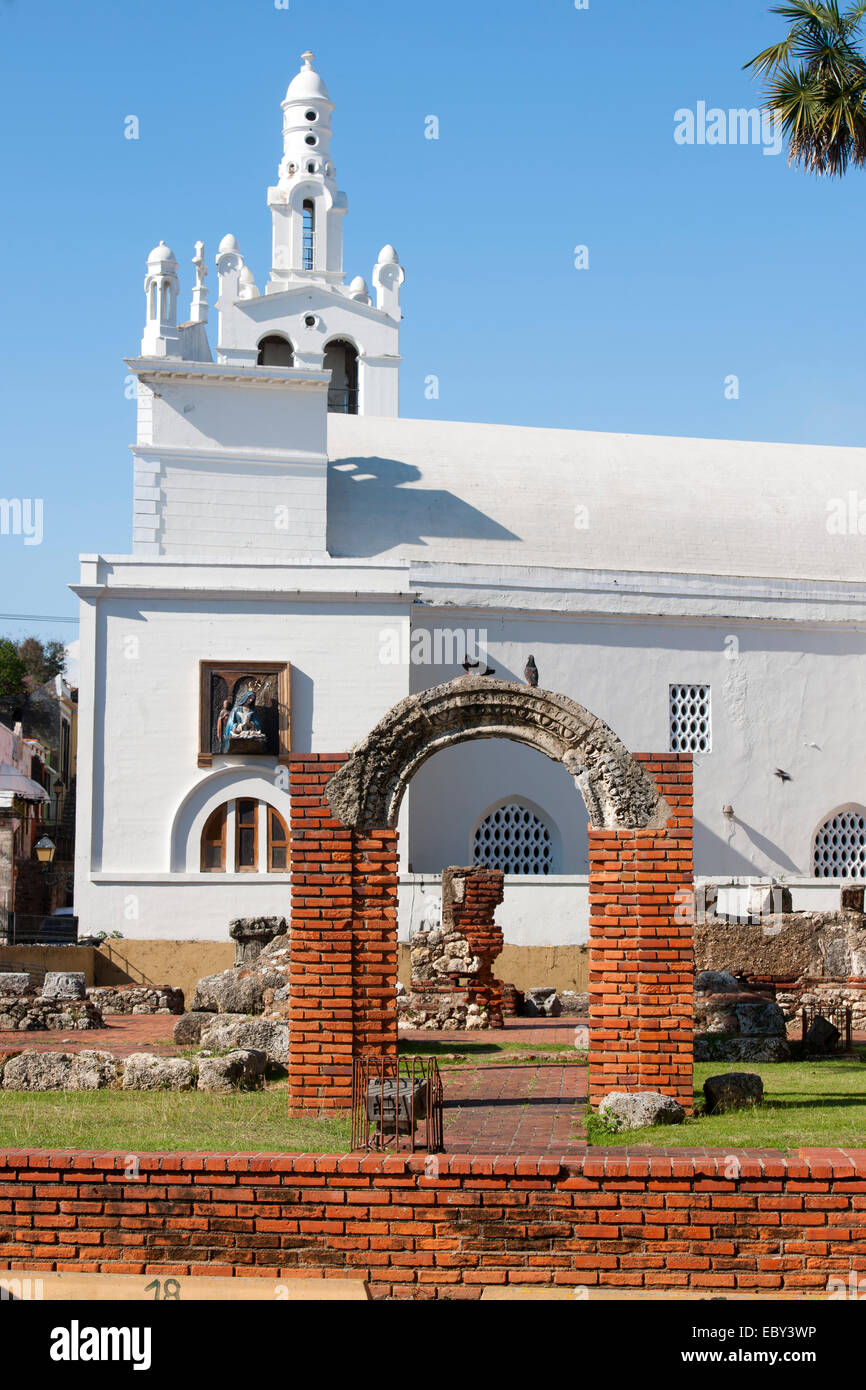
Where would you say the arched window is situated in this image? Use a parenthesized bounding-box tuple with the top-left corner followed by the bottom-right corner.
(149, 282, 157, 319)
(473, 801, 555, 875)
(201, 804, 227, 872)
(813, 808, 866, 878)
(161, 282, 171, 319)
(324, 338, 359, 414)
(199, 800, 289, 873)
(257, 334, 294, 367)
(236, 798, 258, 871)
(302, 199, 315, 271)
(268, 807, 289, 870)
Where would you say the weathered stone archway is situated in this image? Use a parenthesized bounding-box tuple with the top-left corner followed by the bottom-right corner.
(325, 677, 670, 832)
(288, 678, 694, 1118)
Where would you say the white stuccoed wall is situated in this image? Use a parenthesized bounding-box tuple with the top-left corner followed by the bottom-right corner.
(129, 366, 331, 557)
(72, 556, 413, 938)
(404, 592, 866, 884)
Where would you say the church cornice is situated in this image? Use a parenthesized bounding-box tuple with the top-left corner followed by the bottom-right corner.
(124, 357, 330, 390)
(69, 582, 415, 606)
(406, 561, 866, 629)
(130, 443, 328, 469)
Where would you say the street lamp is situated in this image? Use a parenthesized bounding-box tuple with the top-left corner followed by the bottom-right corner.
(35, 835, 56, 866)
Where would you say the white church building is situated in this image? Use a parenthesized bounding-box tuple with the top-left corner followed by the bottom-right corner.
(73, 53, 866, 947)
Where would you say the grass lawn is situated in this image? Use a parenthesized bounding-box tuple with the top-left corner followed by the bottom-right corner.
(0, 1082, 351, 1153)
(585, 1056, 866, 1149)
(3, 1050, 865, 1154)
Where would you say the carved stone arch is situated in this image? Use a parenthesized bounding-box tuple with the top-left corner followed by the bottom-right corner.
(326, 677, 669, 831)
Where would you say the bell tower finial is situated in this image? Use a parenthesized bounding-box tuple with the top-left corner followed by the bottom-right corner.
(268, 51, 344, 288)
(141, 241, 181, 356)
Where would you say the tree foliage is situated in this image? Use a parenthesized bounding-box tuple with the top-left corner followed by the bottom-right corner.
(0, 640, 27, 702)
(0, 636, 66, 705)
(746, 2, 866, 175)
(16, 637, 66, 686)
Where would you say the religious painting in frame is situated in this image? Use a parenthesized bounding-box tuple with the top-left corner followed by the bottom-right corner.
(198, 661, 291, 766)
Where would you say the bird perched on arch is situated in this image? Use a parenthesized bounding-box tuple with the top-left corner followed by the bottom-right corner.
(461, 657, 496, 677)
(524, 655, 539, 687)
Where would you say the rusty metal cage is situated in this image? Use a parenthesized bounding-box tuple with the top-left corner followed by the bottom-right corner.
(351, 1055, 444, 1153)
(801, 1003, 853, 1053)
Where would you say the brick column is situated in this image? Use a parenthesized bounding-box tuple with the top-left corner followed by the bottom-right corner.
(351, 830, 399, 1056)
(288, 754, 353, 1115)
(588, 753, 694, 1112)
(444, 866, 505, 1027)
(288, 755, 398, 1116)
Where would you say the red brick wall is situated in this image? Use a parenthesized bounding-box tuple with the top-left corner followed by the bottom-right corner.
(588, 754, 694, 1110)
(288, 755, 398, 1116)
(1, 1148, 862, 1299)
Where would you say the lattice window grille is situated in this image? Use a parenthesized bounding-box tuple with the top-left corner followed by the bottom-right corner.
(669, 683, 711, 753)
(813, 811, 866, 879)
(473, 803, 554, 875)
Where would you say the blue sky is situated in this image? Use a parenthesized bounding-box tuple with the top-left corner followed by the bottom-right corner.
(1, 0, 865, 648)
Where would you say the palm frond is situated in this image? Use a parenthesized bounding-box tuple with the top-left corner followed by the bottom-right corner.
(747, 2, 866, 173)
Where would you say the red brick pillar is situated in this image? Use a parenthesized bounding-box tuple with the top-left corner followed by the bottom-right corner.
(445, 866, 505, 1027)
(351, 830, 399, 1056)
(588, 754, 694, 1112)
(288, 755, 398, 1116)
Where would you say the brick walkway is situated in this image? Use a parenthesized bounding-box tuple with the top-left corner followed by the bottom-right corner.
(0, 1015, 178, 1059)
(0, 1013, 582, 1059)
(439, 1062, 586, 1153)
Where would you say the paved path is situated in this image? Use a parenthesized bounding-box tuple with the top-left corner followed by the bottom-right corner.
(439, 1061, 587, 1153)
(0, 1013, 582, 1059)
(0, 1014, 178, 1058)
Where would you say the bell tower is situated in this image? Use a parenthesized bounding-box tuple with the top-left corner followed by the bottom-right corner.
(268, 52, 347, 289)
(134, 53, 404, 421)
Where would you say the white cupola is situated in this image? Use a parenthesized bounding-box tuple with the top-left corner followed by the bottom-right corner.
(267, 52, 348, 289)
(141, 241, 181, 356)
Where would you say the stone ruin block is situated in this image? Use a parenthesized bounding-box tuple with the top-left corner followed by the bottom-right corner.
(41, 972, 86, 1001)
(228, 915, 288, 967)
(0, 974, 32, 998)
(86, 985, 184, 1016)
(694, 970, 790, 1062)
(524, 986, 562, 1018)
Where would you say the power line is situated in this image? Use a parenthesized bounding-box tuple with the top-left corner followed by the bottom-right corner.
(0, 614, 79, 625)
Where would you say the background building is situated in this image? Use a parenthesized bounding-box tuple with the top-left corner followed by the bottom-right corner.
(0, 720, 52, 941)
(73, 56, 866, 956)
